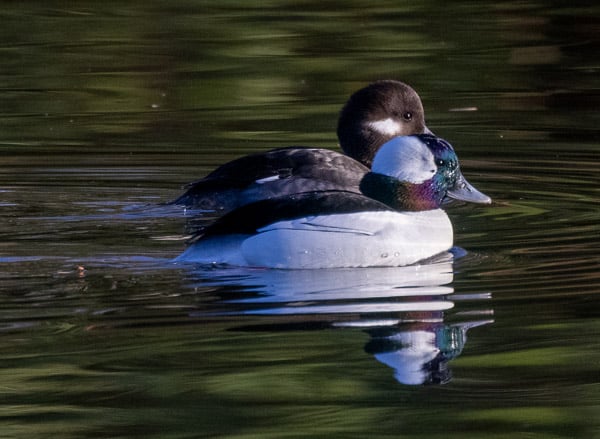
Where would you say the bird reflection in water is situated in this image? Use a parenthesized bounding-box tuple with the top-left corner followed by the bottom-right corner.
(361, 318, 491, 385)
(185, 253, 493, 385)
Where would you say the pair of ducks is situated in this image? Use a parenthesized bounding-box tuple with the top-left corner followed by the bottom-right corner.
(173, 80, 491, 269)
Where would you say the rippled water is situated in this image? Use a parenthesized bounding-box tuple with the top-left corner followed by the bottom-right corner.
(1, 2, 599, 438)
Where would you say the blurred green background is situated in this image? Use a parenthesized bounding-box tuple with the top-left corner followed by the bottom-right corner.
(1, 2, 599, 438)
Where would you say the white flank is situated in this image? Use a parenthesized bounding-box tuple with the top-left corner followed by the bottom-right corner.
(176, 210, 453, 269)
(241, 210, 452, 269)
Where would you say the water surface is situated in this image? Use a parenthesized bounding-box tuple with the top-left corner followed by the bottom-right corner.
(1, 2, 599, 438)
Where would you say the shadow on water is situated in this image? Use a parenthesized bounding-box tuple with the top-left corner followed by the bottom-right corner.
(181, 255, 493, 385)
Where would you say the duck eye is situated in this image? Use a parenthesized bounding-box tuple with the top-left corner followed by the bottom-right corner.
(436, 159, 445, 167)
(402, 112, 413, 121)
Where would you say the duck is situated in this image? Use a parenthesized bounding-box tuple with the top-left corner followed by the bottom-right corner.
(175, 134, 491, 269)
(170, 80, 432, 212)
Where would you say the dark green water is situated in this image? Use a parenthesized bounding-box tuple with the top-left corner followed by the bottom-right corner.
(1, 2, 599, 438)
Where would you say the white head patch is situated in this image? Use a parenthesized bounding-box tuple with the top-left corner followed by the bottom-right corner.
(371, 136, 436, 183)
(367, 117, 404, 137)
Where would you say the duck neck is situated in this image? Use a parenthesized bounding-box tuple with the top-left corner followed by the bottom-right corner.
(338, 130, 387, 168)
(359, 172, 442, 211)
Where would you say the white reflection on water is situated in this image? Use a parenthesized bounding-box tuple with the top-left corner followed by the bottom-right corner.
(184, 255, 493, 385)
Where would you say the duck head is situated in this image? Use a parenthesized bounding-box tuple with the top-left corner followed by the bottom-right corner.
(337, 80, 432, 168)
(360, 134, 491, 211)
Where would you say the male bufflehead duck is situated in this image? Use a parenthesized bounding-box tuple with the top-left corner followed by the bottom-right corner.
(175, 134, 491, 269)
(171, 80, 432, 211)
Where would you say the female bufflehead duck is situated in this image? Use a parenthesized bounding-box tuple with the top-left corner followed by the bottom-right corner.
(171, 80, 432, 211)
(175, 134, 491, 269)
